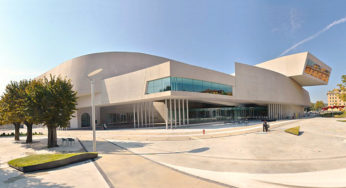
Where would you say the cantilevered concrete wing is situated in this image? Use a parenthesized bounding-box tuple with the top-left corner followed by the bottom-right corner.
(255, 52, 331, 86)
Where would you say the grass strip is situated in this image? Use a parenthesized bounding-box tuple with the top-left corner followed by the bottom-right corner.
(285, 126, 300, 136)
(8, 152, 97, 168)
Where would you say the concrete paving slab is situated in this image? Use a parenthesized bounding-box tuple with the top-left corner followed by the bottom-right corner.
(78, 136, 229, 188)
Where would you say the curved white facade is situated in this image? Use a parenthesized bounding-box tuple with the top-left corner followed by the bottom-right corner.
(39, 52, 330, 129)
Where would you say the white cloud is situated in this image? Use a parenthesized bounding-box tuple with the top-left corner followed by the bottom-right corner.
(280, 16, 346, 56)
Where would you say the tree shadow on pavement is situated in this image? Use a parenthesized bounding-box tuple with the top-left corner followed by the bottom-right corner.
(78, 139, 151, 154)
(19, 137, 87, 153)
(0, 167, 72, 188)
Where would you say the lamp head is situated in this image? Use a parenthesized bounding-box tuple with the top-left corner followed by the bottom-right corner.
(88, 68, 103, 78)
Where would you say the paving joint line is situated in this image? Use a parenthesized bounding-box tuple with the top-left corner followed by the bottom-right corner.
(77, 138, 115, 188)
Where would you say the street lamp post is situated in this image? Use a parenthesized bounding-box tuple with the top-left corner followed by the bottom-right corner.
(88, 68, 103, 152)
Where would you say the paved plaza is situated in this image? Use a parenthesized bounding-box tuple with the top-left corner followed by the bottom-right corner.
(1, 117, 346, 187)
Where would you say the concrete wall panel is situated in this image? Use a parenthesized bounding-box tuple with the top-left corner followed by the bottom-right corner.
(235, 63, 310, 107)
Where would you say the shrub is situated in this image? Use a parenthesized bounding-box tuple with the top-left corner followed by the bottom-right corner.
(0, 132, 44, 137)
(334, 111, 346, 118)
(320, 111, 343, 117)
(285, 126, 300, 136)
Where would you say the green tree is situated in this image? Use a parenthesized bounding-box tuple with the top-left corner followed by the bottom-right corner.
(0, 81, 25, 141)
(28, 76, 77, 148)
(309, 102, 315, 111)
(0, 99, 5, 125)
(314, 100, 325, 111)
(20, 80, 41, 143)
(337, 75, 346, 102)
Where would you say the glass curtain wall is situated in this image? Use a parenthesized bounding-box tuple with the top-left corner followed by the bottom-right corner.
(146, 77, 232, 96)
(188, 106, 267, 123)
(107, 113, 134, 126)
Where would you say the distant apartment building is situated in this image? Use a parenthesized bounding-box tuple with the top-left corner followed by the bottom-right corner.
(327, 89, 346, 106)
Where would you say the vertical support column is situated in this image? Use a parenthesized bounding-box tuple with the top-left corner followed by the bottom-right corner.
(148, 102, 151, 127)
(141, 103, 143, 127)
(137, 103, 140, 128)
(187, 99, 189, 125)
(165, 99, 168, 129)
(150, 102, 153, 127)
(151, 102, 153, 127)
(133, 104, 136, 128)
(174, 99, 177, 128)
(169, 98, 172, 129)
(90, 80, 96, 152)
(278, 104, 281, 120)
(145, 102, 147, 127)
(148, 102, 150, 127)
(178, 99, 181, 126)
(274, 104, 276, 120)
(153, 102, 155, 127)
(271, 104, 273, 119)
(182, 99, 185, 125)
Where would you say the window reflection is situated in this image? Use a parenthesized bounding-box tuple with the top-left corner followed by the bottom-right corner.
(304, 59, 330, 82)
(146, 77, 233, 96)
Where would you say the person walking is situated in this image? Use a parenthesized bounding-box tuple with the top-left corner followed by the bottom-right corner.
(263, 120, 268, 132)
(263, 120, 270, 132)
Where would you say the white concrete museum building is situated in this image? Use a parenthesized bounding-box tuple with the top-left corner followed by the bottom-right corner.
(39, 52, 331, 129)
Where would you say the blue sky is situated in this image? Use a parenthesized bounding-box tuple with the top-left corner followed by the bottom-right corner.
(0, 0, 345, 103)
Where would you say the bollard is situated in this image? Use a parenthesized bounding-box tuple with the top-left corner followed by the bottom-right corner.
(203, 129, 205, 135)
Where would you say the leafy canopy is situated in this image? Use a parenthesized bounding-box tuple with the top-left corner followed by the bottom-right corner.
(337, 75, 346, 102)
(27, 75, 77, 128)
(314, 100, 325, 110)
(0, 81, 26, 125)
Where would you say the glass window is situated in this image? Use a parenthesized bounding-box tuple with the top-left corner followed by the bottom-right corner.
(162, 77, 171, 91)
(194, 80, 203, 92)
(146, 77, 232, 96)
(176, 77, 183, 91)
(304, 59, 330, 82)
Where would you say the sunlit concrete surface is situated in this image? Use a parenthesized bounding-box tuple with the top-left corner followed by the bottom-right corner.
(2, 117, 345, 187)
(0, 136, 109, 188)
(104, 118, 346, 187)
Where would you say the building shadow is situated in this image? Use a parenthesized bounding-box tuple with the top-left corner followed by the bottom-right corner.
(77, 139, 151, 155)
(0, 167, 72, 188)
(109, 141, 210, 156)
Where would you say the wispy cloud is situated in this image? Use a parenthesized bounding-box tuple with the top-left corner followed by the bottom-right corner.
(280, 16, 346, 56)
(289, 8, 302, 32)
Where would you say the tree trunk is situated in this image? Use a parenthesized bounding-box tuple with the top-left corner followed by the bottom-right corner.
(13, 123, 20, 141)
(25, 122, 33, 143)
(47, 126, 58, 148)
